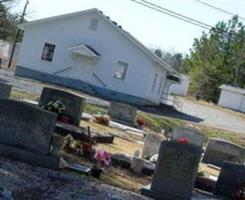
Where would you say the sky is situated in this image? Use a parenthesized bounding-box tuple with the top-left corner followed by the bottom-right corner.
(12, 0, 245, 54)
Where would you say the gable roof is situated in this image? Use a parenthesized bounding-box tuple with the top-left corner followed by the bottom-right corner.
(219, 84, 245, 95)
(19, 8, 178, 74)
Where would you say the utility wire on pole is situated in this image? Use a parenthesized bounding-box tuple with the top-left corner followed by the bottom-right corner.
(130, 0, 211, 30)
(8, 0, 29, 68)
(130, 0, 239, 37)
(195, 0, 245, 21)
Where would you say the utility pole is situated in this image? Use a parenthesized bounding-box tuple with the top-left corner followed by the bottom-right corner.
(8, 0, 29, 68)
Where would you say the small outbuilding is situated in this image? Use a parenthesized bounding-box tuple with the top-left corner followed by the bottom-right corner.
(218, 84, 245, 112)
(169, 74, 190, 96)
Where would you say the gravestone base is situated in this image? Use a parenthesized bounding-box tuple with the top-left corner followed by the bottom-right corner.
(141, 184, 193, 200)
(0, 144, 60, 169)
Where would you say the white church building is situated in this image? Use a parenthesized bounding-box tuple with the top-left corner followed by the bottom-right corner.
(16, 8, 180, 106)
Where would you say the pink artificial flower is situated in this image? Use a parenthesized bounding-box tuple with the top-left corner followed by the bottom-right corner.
(94, 150, 111, 167)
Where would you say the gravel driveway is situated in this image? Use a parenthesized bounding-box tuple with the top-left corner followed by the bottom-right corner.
(180, 97, 245, 133)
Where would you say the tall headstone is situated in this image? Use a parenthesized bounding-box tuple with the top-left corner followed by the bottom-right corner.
(171, 127, 205, 148)
(39, 87, 85, 126)
(214, 161, 245, 199)
(142, 133, 166, 159)
(202, 138, 245, 167)
(108, 101, 137, 125)
(0, 83, 12, 98)
(0, 99, 59, 169)
(141, 141, 202, 200)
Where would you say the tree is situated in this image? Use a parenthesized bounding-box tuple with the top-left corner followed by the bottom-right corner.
(0, 0, 19, 41)
(153, 48, 187, 73)
(185, 16, 245, 102)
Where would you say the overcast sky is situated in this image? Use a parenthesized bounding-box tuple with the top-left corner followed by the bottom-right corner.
(13, 0, 245, 54)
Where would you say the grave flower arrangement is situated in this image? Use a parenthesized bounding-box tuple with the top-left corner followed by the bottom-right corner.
(94, 115, 110, 126)
(45, 99, 66, 114)
(136, 117, 146, 129)
(44, 100, 71, 123)
(92, 150, 111, 179)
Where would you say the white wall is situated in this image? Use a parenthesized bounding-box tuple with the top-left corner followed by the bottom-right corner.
(169, 76, 190, 96)
(240, 96, 245, 112)
(218, 89, 243, 111)
(18, 11, 168, 104)
(0, 40, 20, 68)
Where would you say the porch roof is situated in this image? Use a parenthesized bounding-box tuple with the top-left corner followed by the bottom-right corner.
(68, 44, 100, 58)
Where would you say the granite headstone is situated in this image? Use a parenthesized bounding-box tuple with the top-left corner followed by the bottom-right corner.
(108, 101, 137, 125)
(141, 141, 202, 200)
(214, 161, 245, 199)
(0, 83, 12, 98)
(202, 138, 245, 167)
(0, 99, 59, 168)
(39, 87, 85, 126)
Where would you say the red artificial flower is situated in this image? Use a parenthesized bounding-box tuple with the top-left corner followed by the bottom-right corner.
(177, 137, 189, 144)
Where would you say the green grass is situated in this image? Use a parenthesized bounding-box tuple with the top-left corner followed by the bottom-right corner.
(81, 104, 245, 146)
(83, 103, 107, 115)
(10, 90, 39, 101)
(200, 127, 245, 146)
(137, 111, 185, 133)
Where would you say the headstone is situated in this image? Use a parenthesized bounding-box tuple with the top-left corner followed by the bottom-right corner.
(108, 101, 137, 125)
(0, 99, 59, 169)
(39, 87, 85, 126)
(0, 83, 12, 98)
(131, 150, 144, 174)
(142, 132, 166, 159)
(202, 138, 245, 167)
(131, 157, 145, 174)
(214, 161, 245, 199)
(171, 127, 205, 148)
(141, 141, 202, 200)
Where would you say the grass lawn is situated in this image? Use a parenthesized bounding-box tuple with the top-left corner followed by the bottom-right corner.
(83, 103, 245, 147)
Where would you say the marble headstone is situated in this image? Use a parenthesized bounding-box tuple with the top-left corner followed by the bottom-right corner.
(142, 132, 166, 159)
(39, 87, 85, 126)
(202, 138, 245, 167)
(171, 127, 204, 148)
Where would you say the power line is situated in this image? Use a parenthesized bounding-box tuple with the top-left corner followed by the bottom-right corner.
(141, 0, 213, 29)
(130, 0, 241, 37)
(195, 0, 245, 21)
(130, 0, 211, 30)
